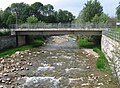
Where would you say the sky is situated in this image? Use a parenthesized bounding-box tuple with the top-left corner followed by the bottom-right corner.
(0, 0, 119, 17)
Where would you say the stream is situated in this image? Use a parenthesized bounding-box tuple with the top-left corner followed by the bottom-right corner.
(0, 35, 119, 88)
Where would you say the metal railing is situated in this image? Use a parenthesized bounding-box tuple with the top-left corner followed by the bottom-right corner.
(103, 29, 120, 42)
(10, 23, 113, 29)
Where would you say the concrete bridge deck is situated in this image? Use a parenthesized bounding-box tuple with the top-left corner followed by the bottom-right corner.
(12, 28, 103, 36)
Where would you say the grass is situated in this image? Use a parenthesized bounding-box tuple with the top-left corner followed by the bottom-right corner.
(112, 28, 120, 33)
(0, 39, 45, 58)
(78, 36, 110, 71)
(93, 48, 110, 71)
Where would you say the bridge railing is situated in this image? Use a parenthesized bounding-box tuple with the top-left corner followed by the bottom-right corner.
(10, 23, 113, 29)
(103, 29, 120, 42)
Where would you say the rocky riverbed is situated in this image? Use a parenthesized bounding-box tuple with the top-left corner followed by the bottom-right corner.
(0, 35, 119, 88)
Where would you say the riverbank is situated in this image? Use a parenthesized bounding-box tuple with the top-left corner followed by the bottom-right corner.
(0, 38, 45, 58)
(77, 35, 120, 86)
(0, 35, 120, 88)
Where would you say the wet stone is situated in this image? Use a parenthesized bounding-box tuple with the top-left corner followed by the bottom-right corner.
(2, 80, 5, 83)
(20, 67, 24, 70)
(20, 55, 24, 58)
(86, 66, 90, 69)
(3, 73, 8, 76)
(25, 68, 29, 70)
(0, 35, 119, 88)
(11, 86, 15, 88)
(29, 63, 33, 66)
(0, 78, 2, 82)
(6, 78, 11, 81)
(1, 60, 5, 64)
(0, 86, 3, 88)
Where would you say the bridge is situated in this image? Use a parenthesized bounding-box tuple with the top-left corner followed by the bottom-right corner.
(13, 28, 103, 36)
(11, 23, 105, 35)
(10, 23, 106, 46)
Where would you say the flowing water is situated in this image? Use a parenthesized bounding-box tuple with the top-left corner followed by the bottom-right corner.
(20, 35, 89, 88)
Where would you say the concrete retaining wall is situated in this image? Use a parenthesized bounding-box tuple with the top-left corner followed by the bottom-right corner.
(17, 35, 26, 46)
(101, 35, 120, 83)
(0, 36, 16, 50)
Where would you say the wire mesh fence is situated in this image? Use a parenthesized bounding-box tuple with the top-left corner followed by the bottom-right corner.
(10, 23, 113, 29)
(103, 29, 120, 42)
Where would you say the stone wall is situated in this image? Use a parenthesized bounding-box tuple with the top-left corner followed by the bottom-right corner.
(101, 35, 120, 83)
(0, 36, 16, 50)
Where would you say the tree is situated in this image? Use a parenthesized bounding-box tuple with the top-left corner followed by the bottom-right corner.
(77, 0, 103, 23)
(0, 10, 3, 28)
(116, 3, 120, 21)
(43, 4, 56, 23)
(7, 2, 31, 23)
(1, 2, 75, 27)
(27, 16, 38, 23)
(99, 13, 110, 23)
(6, 15, 16, 25)
(2, 10, 12, 28)
(92, 14, 100, 24)
(31, 2, 44, 21)
(57, 9, 75, 23)
(92, 13, 110, 23)
(44, 4, 54, 16)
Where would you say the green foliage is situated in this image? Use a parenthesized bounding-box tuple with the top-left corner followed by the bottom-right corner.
(0, 10, 3, 28)
(0, 45, 33, 58)
(78, 35, 110, 71)
(112, 28, 120, 33)
(78, 35, 100, 48)
(27, 16, 38, 23)
(31, 40, 44, 47)
(99, 13, 110, 23)
(0, 38, 45, 58)
(79, 39, 96, 48)
(0, 31, 11, 36)
(57, 9, 75, 23)
(116, 3, 120, 21)
(77, 0, 103, 23)
(93, 48, 109, 71)
(0, 2, 75, 28)
(92, 14, 100, 24)
(44, 4, 54, 16)
(6, 14, 16, 25)
(91, 13, 110, 24)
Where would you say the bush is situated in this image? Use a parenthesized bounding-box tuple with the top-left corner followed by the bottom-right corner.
(79, 39, 95, 48)
(27, 16, 38, 24)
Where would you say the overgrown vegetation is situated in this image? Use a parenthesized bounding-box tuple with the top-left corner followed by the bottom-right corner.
(78, 35, 110, 71)
(79, 39, 97, 48)
(0, 35, 46, 58)
(78, 35, 100, 49)
(93, 48, 110, 71)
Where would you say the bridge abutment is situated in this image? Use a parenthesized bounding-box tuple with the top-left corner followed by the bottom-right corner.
(16, 35, 26, 46)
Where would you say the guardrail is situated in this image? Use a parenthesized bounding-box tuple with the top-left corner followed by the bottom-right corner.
(103, 30, 120, 42)
(10, 23, 112, 29)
